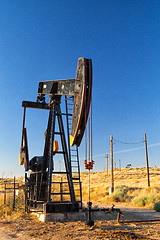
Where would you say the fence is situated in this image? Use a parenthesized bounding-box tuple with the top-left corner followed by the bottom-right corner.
(0, 177, 25, 210)
(0, 175, 82, 212)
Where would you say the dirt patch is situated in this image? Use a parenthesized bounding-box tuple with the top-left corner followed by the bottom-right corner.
(0, 219, 148, 240)
(98, 231, 146, 239)
(0, 205, 160, 239)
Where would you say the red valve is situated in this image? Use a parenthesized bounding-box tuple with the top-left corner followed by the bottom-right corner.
(84, 160, 94, 170)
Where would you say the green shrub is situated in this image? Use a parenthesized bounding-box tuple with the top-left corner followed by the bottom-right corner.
(154, 202, 160, 212)
(110, 185, 129, 202)
(0, 193, 24, 218)
(8, 195, 23, 211)
(132, 195, 147, 207)
(0, 205, 4, 217)
(132, 192, 160, 207)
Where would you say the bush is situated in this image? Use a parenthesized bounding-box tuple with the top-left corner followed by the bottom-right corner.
(0, 205, 5, 217)
(110, 185, 129, 202)
(0, 193, 24, 218)
(7, 195, 24, 212)
(0, 204, 13, 217)
(132, 195, 147, 207)
(131, 192, 160, 207)
(154, 202, 160, 212)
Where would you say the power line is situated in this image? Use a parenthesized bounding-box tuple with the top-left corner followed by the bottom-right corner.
(114, 139, 144, 145)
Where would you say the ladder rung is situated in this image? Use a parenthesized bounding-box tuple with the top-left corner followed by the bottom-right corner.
(66, 98, 73, 101)
(72, 177, 80, 180)
(54, 132, 62, 135)
(53, 151, 66, 154)
(63, 113, 72, 116)
(52, 171, 68, 174)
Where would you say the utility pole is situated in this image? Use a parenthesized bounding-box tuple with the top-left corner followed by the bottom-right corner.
(105, 154, 109, 176)
(144, 133, 150, 187)
(110, 135, 114, 193)
(13, 176, 16, 211)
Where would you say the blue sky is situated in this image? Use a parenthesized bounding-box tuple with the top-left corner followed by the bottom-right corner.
(0, 0, 160, 177)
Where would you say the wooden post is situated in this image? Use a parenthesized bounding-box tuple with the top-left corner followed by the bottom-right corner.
(13, 176, 16, 210)
(110, 135, 114, 193)
(105, 154, 109, 176)
(144, 133, 150, 187)
(60, 177, 63, 201)
(4, 183, 6, 205)
(25, 173, 28, 212)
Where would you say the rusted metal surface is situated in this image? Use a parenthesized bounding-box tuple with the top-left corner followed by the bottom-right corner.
(22, 101, 49, 110)
(19, 106, 29, 171)
(38, 79, 75, 96)
(70, 58, 92, 147)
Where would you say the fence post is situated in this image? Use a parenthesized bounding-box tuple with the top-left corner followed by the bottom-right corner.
(13, 176, 16, 210)
(60, 177, 63, 201)
(4, 182, 6, 205)
(25, 173, 28, 212)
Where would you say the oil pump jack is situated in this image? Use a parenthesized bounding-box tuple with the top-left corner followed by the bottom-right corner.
(19, 57, 92, 213)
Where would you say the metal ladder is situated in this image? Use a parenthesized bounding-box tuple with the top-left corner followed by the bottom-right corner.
(50, 101, 76, 204)
(65, 96, 82, 208)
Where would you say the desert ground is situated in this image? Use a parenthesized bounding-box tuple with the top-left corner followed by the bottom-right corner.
(0, 167, 160, 239)
(0, 204, 160, 239)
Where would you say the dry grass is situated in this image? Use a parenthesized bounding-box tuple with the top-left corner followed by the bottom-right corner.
(0, 167, 159, 219)
(81, 167, 160, 208)
(0, 177, 25, 218)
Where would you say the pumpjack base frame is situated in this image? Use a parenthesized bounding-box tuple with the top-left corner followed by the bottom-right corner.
(44, 202, 79, 213)
(27, 200, 79, 214)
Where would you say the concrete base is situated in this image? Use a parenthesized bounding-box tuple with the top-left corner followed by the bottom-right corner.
(32, 211, 86, 223)
(32, 210, 118, 223)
